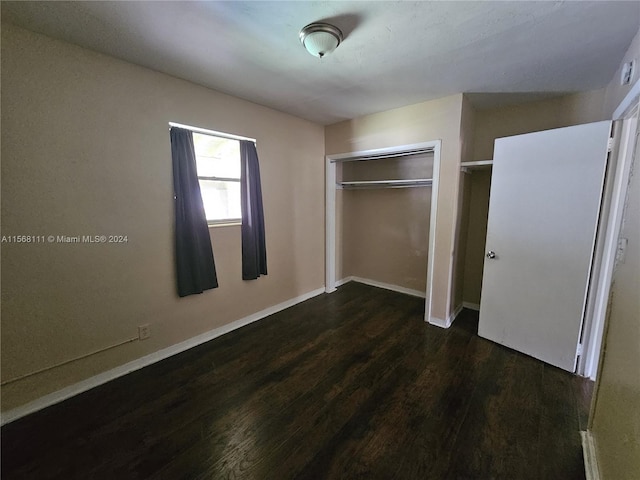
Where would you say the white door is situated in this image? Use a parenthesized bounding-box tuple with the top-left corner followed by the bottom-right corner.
(478, 121, 611, 372)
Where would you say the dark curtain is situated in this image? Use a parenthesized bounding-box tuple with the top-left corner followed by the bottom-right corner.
(170, 127, 218, 296)
(240, 141, 267, 280)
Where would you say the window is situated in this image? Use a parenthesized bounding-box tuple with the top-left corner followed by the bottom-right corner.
(192, 132, 241, 224)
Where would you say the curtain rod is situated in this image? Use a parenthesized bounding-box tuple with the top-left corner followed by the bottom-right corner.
(168, 122, 256, 144)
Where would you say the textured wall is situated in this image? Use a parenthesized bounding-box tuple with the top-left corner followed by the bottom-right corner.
(591, 25, 640, 480)
(1, 25, 325, 411)
(326, 94, 464, 323)
(462, 89, 609, 306)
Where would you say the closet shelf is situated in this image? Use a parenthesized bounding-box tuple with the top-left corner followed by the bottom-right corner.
(337, 179, 433, 189)
(461, 160, 493, 174)
(461, 159, 493, 167)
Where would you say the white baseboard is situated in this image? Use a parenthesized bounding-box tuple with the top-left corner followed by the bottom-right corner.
(1, 287, 326, 426)
(335, 276, 354, 288)
(428, 316, 452, 328)
(339, 277, 445, 325)
(581, 430, 601, 480)
(462, 301, 480, 311)
(429, 303, 463, 329)
(346, 276, 426, 298)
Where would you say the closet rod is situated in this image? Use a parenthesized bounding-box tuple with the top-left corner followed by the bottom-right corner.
(330, 148, 434, 163)
(338, 179, 433, 189)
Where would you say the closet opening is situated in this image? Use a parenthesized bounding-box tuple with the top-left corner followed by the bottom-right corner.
(458, 160, 493, 312)
(326, 141, 442, 323)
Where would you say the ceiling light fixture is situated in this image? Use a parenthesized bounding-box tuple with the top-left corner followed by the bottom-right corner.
(299, 22, 343, 58)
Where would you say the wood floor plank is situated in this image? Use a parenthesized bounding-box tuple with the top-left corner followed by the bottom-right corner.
(271, 306, 449, 479)
(440, 345, 545, 479)
(538, 365, 587, 480)
(151, 295, 423, 479)
(188, 291, 426, 479)
(1, 283, 593, 480)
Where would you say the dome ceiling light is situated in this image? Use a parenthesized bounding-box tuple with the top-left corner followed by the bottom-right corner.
(299, 22, 343, 58)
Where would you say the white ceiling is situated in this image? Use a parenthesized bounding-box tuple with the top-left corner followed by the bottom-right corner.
(2, 1, 639, 125)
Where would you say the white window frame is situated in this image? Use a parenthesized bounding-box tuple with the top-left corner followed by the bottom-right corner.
(169, 122, 256, 227)
(193, 132, 241, 226)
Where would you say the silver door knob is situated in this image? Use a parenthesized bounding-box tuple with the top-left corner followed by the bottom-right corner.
(486, 251, 496, 259)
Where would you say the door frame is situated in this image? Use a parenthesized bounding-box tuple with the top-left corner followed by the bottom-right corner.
(578, 84, 640, 379)
(325, 140, 442, 324)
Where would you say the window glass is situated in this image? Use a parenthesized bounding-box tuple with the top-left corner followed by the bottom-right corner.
(192, 132, 241, 223)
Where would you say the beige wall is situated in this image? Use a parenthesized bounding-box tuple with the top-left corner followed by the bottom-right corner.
(451, 94, 476, 309)
(603, 28, 640, 118)
(461, 169, 491, 306)
(590, 25, 640, 480)
(473, 90, 607, 161)
(342, 188, 431, 292)
(453, 174, 471, 309)
(461, 89, 609, 306)
(326, 95, 464, 322)
(340, 153, 433, 292)
(590, 124, 639, 479)
(0, 25, 325, 411)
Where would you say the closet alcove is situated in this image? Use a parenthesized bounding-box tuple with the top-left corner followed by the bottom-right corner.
(326, 141, 442, 323)
(458, 159, 493, 310)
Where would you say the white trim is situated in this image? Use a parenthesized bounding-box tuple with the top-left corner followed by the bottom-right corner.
(208, 222, 241, 229)
(168, 122, 256, 143)
(439, 141, 460, 328)
(578, 113, 638, 378)
(389, 302, 465, 330)
(613, 77, 640, 120)
(428, 316, 452, 329)
(462, 301, 481, 311)
(0, 287, 325, 426)
(325, 140, 442, 327)
(325, 159, 337, 293)
(349, 276, 426, 298)
(335, 276, 354, 288)
(429, 303, 463, 329)
(579, 101, 639, 379)
(581, 431, 601, 480)
(425, 141, 442, 324)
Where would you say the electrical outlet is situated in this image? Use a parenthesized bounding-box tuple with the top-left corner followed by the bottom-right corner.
(138, 324, 151, 340)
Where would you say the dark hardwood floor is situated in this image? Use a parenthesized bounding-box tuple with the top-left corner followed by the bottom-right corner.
(1, 282, 593, 479)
